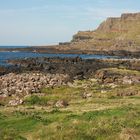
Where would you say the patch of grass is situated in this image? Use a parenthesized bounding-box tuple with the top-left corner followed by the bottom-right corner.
(129, 96, 140, 99)
(25, 95, 49, 106)
(0, 104, 140, 140)
(0, 128, 27, 140)
(0, 117, 38, 132)
(65, 106, 129, 121)
(99, 68, 140, 76)
(41, 87, 54, 94)
(0, 113, 39, 139)
(42, 86, 83, 95)
(40, 85, 86, 103)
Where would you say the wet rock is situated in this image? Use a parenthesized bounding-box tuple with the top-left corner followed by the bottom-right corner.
(7, 57, 116, 80)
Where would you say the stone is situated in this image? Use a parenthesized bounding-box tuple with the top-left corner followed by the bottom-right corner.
(55, 100, 69, 108)
(104, 77, 115, 83)
(101, 90, 107, 94)
(82, 93, 92, 99)
(0, 72, 69, 98)
(108, 83, 118, 88)
(9, 98, 23, 106)
(116, 89, 138, 97)
(123, 76, 133, 84)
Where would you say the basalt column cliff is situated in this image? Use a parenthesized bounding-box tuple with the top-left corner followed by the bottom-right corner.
(55, 12, 140, 56)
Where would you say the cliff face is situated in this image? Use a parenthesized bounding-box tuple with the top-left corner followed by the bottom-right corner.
(97, 13, 140, 32)
(70, 12, 140, 52)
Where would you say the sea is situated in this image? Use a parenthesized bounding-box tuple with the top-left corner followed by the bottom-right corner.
(0, 46, 119, 66)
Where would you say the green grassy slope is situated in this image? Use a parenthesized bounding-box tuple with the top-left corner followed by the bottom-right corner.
(0, 69, 140, 140)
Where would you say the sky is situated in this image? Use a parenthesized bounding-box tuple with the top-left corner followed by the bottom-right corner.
(0, 0, 139, 46)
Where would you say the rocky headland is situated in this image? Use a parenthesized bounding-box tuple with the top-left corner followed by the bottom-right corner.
(61, 12, 140, 54)
(7, 57, 140, 76)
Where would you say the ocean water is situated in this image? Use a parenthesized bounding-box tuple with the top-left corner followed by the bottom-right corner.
(0, 46, 29, 49)
(0, 46, 118, 66)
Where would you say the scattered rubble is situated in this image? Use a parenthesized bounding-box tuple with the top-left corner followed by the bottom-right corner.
(0, 72, 69, 98)
(9, 98, 23, 106)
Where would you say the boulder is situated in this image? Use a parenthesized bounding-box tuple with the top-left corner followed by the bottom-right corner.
(55, 100, 69, 108)
(82, 93, 92, 99)
(9, 98, 23, 106)
(0, 72, 69, 98)
(123, 76, 133, 85)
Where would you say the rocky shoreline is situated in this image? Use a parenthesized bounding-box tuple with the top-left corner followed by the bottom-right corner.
(0, 47, 140, 58)
(7, 57, 114, 79)
(1, 56, 140, 106)
(7, 56, 140, 75)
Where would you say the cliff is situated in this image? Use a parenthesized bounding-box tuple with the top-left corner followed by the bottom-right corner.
(70, 12, 140, 52)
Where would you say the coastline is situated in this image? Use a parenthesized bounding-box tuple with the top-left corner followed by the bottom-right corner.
(0, 46, 140, 58)
(1, 53, 140, 139)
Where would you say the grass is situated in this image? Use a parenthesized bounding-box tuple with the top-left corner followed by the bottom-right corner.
(25, 95, 49, 106)
(0, 129, 27, 140)
(0, 100, 140, 139)
(41, 85, 84, 96)
(0, 71, 140, 139)
(97, 68, 140, 76)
